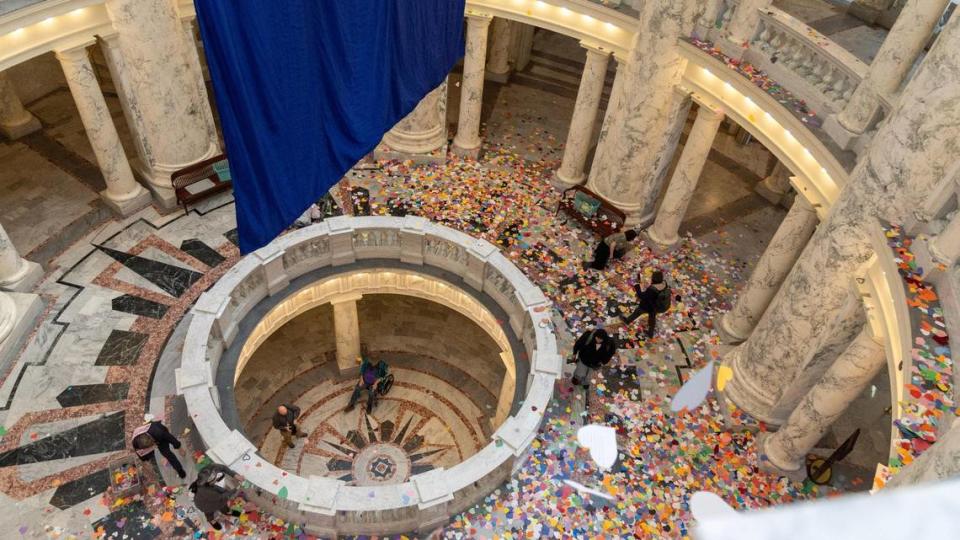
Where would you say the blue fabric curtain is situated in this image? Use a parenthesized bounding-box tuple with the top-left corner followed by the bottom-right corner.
(195, 1, 466, 253)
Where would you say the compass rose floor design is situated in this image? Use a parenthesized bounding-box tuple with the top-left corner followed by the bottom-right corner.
(251, 359, 493, 484)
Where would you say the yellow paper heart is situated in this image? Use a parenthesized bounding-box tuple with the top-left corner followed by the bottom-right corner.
(716, 365, 733, 391)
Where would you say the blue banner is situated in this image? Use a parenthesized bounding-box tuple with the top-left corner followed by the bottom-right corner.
(195, 1, 466, 253)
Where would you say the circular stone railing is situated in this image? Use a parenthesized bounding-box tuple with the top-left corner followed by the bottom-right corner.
(177, 216, 561, 536)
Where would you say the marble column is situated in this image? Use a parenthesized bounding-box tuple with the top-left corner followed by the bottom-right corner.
(720, 12, 960, 425)
(770, 293, 866, 420)
(755, 161, 792, 205)
(486, 18, 512, 83)
(376, 80, 448, 164)
(0, 221, 41, 292)
(887, 417, 960, 487)
(696, 0, 724, 34)
(331, 294, 362, 377)
(761, 328, 885, 474)
(827, 0, 951, 146)
(718, 196, 818, 343)
(0, 72, 41, 140)
(512, 23, 535, 72)
(554, 43, 611, 188)
(178, 16, 220, 155)
(452, 14, 492, 158)
(55, 43, 151, 216)
(719, 0, 773, 58)
(928, 208, 960, 266)
(586, 0, 699, 225)
(647, 104, 725, 247)
(102, 0, 219, 209)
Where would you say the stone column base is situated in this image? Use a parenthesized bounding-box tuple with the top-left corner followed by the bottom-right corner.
(451, 142, 482, 160)
(643, 228, 681, 251)
(756, 432, 809, 482)
(754, 181, 788, 206)
(131, 143, 221, 212)
(550, 170, 584, 191)
(0, 114, 41, 140)
(822, 114, 862, 151)
(0, 260, 43, 293)
(716, 313, 749, 345)
(0, 292, 43, 366)
(485, 69, 510, 84)
(100, 187, 153, 217)
(373, 141, 447, 165)
(846, 3, 883, 24)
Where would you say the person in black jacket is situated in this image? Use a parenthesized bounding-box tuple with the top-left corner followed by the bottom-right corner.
(586, 229, 639, 271)
(189, 463, 243, 531)
(619, 270, 671, 338)
(272, 404, 308, 448)
(570, 327, 618, 389)
(131, 417, 186, 479)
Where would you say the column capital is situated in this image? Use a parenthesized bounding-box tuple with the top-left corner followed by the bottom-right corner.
(791, 189, 817, 213)
(579, 41, 612, 57)
(697, 103, 725, 122)
(54, 39, 96, 62)
(465, 11, 493, 24)
(330, 293, 363, 305)
(97, 30, 120, 45)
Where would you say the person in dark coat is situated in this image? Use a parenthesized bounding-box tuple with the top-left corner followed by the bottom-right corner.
(620, 270, 671, 338)
(345, 357, 389, 413)
(587, 229, 639, 270)
(272, 404, 308, 448)
(190, 463, 243, 531)
(570, 327, 618, 389)
(131, 417, 186, 479)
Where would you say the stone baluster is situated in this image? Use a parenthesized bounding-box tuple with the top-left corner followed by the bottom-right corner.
(928, 210, 960, 266)
(102, 0, 220, 209)
(647, 104, 725, 247)
(586, 0, 699, 225)
(377, 80, 448, 164)
(697, 0, 724, 34)
(760, 327, 885, 474)
(718, 196, 818, 344)
(486, 18, 512, 83)
(55, 42, 151, 216)
(826, 0, 952, 149)
(0, 221, 41, 292)
(554, 43, 611, 188)
(719, 0, 774, 58)
(0, 72, 41, 140)
(452, 14, 492, 158)
(331, 294, 363, 377)
(719, 12, 960, 426)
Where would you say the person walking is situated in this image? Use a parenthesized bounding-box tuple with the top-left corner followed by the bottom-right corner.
(587, 229, 639, 270)
(272, 404, 308, 449)
(570, 326, 618, 390)
(620, 269, 672, 339)
(131, 415, 186, 479)
(190, 463, 244, 531)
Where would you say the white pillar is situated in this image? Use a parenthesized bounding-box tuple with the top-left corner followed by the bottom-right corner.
(586, 0, 699, 225)
(647, 104, 725, 246)
(719, 0, 773, 58)
(760, 328, 885, 474)
(512, 23, 535, 72)
(331, 294, 362, 377)
(103, 0, 219, 209)
(376, 80, 448, 164)
(493, 361, 515, 430)
(718, 196, 819, 343)
(0, 222, 41, 292)
(55, 42, 151, 216)
(178, 15, 220, 155)
(0, 72, 41, 140)
(554, 43, 611, 188)
(452, 14, 492, 158)
(928, 208, 960, 266)
(827, 0, 952, 145)
(486, 18, 512, 83)
(755, 161, 792, 204)
(720, 12, 960, 426)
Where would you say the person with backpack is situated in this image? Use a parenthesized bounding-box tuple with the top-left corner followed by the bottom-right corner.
(131, 415, 186, 479)
(586, 229, 639, 271)
(620, 269, 672, 338)
(189, 463, 244, 531)
(570, 326, 618, 390)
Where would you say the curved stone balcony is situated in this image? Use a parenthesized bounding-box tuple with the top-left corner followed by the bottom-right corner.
(176, 216, 560, 537)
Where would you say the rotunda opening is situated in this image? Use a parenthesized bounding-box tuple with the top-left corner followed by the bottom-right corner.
(233, 290, 513, 486)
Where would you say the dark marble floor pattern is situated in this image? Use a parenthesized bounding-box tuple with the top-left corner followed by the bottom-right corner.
(49, 468, 110, 510)
(179, 238, 226, 268)
(96, 245, 203, 298)
(111, 295, 169, 319)
(56, 383, 130, 408)
(95, 330, 149, 366)
(0, 411, 126, 468)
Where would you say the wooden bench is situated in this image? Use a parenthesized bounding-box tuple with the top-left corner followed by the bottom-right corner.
(556, 185, 626, 238)
(172, 154, 233, 212)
